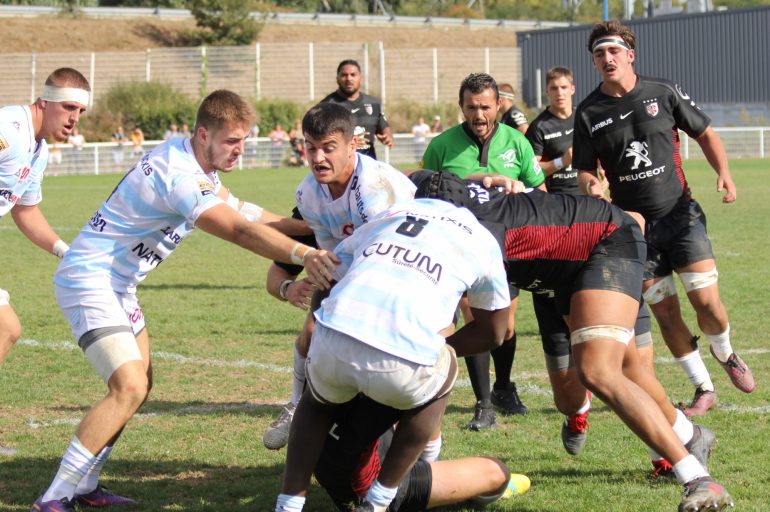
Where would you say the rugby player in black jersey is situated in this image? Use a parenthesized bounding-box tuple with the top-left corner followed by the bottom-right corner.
(572, 21, 754, 422)
(321, 60, 393, 160)
(410, 170, 734, 512)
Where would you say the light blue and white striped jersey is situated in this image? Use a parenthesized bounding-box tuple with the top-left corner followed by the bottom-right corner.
(55, 138, 223, 293)
(0, 105, 48, 217)
(295, 152, 416, 251)
(315, 198, 510, 366)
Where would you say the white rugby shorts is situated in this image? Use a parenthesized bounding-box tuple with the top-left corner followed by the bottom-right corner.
(55, 285, 146, 342)
(306, 323, 455, 410)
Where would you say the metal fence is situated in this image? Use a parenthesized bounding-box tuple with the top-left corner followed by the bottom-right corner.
(42, 127, 770, 178)
(2, 44, 521, 107)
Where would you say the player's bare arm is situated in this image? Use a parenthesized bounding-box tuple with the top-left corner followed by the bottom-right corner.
(577, 169, 607, 200)
(695, 126, 736, 203)
(195, 203, 338, 289)
(376, 126, 394, 148)
(10, 204, 68, 257)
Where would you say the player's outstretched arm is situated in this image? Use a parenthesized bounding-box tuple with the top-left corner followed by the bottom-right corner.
(11, 204, 69, 258)
(577, 169, 607, 200)
(195, 204, 338, 289)
(695, 126, 736, 203)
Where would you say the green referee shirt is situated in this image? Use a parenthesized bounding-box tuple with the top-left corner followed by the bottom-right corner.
(420, 122, 545, 187)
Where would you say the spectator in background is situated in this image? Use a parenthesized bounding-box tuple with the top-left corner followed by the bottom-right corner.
(110, 126, 125, 172)
(163, 123, 179, 140)
(411, 116, 431, 164)
(130, 128, 144, 159)
(430, 115, 444, 134)
(498, 83, 529, 134)
(269, 122, 289, 167)
(321, 59, 393, 160)
(67, 127, 85, 173)
(180, 123, 191, 138)
(288, 120, 306, 167)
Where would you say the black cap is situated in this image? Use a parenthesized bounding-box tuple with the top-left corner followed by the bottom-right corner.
(410, 170, 474, 209)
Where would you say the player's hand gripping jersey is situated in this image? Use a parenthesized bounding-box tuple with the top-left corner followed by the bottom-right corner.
(55, 138, 227, 293)
(0, 106, 49, 217)
(295, 152, 416, 251)
(314, 198, 510, 366)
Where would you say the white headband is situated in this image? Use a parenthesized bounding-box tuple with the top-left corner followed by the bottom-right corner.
(40, 85, 90, 106)
(591, 36, 632, 52)
(499, 91, 515, 101)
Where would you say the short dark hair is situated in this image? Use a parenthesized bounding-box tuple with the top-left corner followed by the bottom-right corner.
(45, 67, 90, 91)
(587, 20, 636, 53)
(302, 102, 354, 141)
(459, 73, 498, 104)
(545, 66, 574, 85)
(195, 90, 256, 132)
(336, 59, 361, 74)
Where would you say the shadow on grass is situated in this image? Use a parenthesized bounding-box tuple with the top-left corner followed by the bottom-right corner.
(0, 456, 305, 511)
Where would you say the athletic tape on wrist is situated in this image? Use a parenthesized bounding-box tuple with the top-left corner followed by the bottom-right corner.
(290, 243, 307, 265)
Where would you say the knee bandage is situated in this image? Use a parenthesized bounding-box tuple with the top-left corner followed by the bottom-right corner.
(679, 268, 718, 292)
(642, 275, 677, 305)
(0, 288, 9, 306)
(571, 325, 634, 346)
(83, 331, 142, 383)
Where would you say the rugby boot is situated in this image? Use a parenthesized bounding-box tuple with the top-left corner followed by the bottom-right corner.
(31, 497, 76, 512)
(678, 477, 734, 512)
(683, 386, 717, 417)
(561, 409, 589, 455)
(466, 399, 496, 431)
(352, 500, 385, 512)
(491, 382, 528, 415)
(685, 424, 716, 471)
(74, 485, 137, 507)
(263, 401, 296, 450)
(710, 346, 755, 393)
(651, 458, 674, 478)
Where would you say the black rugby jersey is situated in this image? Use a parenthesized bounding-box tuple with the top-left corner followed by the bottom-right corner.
(472, 187, 623, 291)
(526, 108, 579, 195)
(501, 106, 528, 130)
(321, 91, 389, 160)
(572, 76, 710, 220)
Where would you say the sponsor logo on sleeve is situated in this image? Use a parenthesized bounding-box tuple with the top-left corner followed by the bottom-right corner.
(198, 180, 214, 196)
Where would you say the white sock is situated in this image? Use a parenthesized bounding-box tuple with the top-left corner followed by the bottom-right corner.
(365, 479, 398, 510)
(74, 445, 112, 495)
(706, 324, 732, 362)
(291, 346, 306, 404)
(42, 437, 96, 502)
(672, 454, 709, 485)
(576, 393, 591, 415)
(649, 410, 694, 461)
(420, 434, 442, 462)
(672, 409, 695, 446)
(275, 493, 305, 512)
(674, 350, 714, 392)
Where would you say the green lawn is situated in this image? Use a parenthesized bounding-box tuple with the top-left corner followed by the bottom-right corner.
(1, 159, 769, 511)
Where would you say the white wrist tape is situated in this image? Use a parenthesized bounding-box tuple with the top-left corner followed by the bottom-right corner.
(238, 201, 263, 223)
(553, 157, 563, 170)
(290, 243, 309, 265)
(52, 239, 69, 259)
(226, 192, 239, 210)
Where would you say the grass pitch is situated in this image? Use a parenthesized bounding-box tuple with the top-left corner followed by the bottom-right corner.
(1, 159, 769, 511)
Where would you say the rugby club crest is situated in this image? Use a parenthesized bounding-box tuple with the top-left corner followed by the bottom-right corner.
(645, 101, 659, 118)
(365, 103, 373, 115)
